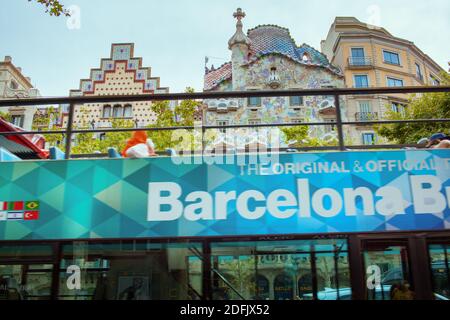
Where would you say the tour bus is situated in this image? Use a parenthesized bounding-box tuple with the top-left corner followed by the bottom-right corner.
(1, 87, 450, 300)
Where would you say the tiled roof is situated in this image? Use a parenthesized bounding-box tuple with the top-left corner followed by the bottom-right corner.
(204, 62, 232, 91)
(204, 25, 342, 91)
(247, 25, 340, 73)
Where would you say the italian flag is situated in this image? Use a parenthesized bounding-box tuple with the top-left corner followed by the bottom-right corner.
(0, 201, 24, 211)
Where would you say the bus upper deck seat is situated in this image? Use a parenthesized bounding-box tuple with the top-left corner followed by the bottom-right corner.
(108, 147, 122, 158)
(49, 146, 66, 160)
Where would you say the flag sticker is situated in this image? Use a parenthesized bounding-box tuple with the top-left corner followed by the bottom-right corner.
(5, 201, 24, 211)
(24, 211, 39, 220)
(25, 201, 40, 210)
(7, 211, 24, 220)
(0, 200, 40, 222)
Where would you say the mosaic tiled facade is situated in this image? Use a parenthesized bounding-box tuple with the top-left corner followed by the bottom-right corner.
(203, 9, 346, 148)
(69, 43, 169, 129)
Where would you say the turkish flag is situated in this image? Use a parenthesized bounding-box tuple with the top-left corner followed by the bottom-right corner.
(24, 211, 39, 220)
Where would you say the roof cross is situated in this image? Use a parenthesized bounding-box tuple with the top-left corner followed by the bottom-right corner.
(233, 8, 246, 22)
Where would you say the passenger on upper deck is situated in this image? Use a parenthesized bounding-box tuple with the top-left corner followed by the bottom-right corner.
(426, 133, 450, 149)
(122, 131, 158, 158)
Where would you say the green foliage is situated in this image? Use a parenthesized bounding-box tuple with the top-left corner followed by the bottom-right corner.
(71, 119, 134, 155)
(71, 131, 97, 154)
(99, 119, 134, 152)
(216, 257, 259, 300)
(281, 123, 339, 148)
(31, 106, 63, 148)
(376, 72, 450, 144)
(38, 126, 64, 148)
(0, 111, 12, 122)
(147, 87, 200, 151)
(281, 125, 308, 146)
(28, 0, 69, 16)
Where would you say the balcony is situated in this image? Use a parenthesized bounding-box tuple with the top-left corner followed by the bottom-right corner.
(348, 57, 373, 69)
(355, 112, 378, 123)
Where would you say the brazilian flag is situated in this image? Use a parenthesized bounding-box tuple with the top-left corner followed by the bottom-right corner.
(25, 201, 40, 210)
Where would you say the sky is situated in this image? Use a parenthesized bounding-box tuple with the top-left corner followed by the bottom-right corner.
(0, 0, 449, 96)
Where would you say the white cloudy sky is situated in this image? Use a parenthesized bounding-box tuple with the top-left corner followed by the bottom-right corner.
(0, 0, 449, 96)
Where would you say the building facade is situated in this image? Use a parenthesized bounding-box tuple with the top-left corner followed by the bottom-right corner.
(203, 9, 346, 149)
(321, 17, 446, 145)
(69, 43, 169, 131)
(0, 56, 41, 131)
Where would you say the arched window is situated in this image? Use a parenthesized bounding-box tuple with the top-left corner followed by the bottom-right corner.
(298, 273, 314, 299)
(249, 275, 270, 300)
(274, 273, 294, 300)
(113, 104, 123, 118)
(124, 104, 133, 118)
(9, 80, 19, 90)
(102, 105, 111, 118)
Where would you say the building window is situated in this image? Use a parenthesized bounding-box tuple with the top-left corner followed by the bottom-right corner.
(383, 50, 400, 65)
(11, 115, 24, 127)
(387, 77, 404, 87)
(248, 96, 261, 108)
(358, 101, 372, 113)
(362, 132, 376, 145)
(324, 119, 336, 133)
(354, 75, 369, 88)
(113, 104, 123, 118)
(9, 80, 19, 90)
(415, 63, 423, 81)
(391, 102, 406, 117)
(351, 48, 365, 58)
(302, 53, 310, 63)
(217, 120, 228, 133)
(102, 105, 111, 118)
(124, 104, 133, 118)
(430, 74, 441, 86)
(291, 118, 302, 124)
(248, 119, 261, 127)
(289, 96, 304, 106)
(350, 48, 366, 65)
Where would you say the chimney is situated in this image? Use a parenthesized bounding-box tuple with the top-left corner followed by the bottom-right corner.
(4, 56, 12, 62)
(26, 77, 31, 82)
(17, 67, 22, 73)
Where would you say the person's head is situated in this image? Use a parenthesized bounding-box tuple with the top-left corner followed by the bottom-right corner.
(417, 138, 429, 146)
(426, 133, 447, 148)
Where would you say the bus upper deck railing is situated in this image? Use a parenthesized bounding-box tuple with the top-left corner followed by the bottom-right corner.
(0, 86, 449, 160)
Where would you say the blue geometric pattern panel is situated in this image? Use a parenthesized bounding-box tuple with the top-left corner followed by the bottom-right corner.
(1, 150, 450, 241)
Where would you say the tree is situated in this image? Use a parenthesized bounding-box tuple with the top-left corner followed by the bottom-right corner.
(281, 125, 308, 147)
(376, 72, 450, 144)
(280, 123, 340, 148)
(0, 111, 12, 122)
(28, 0, 70, 16)
(71, 119, 134, 155)
(147, 87, 200, 151)
(99, 119, 134, 153)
